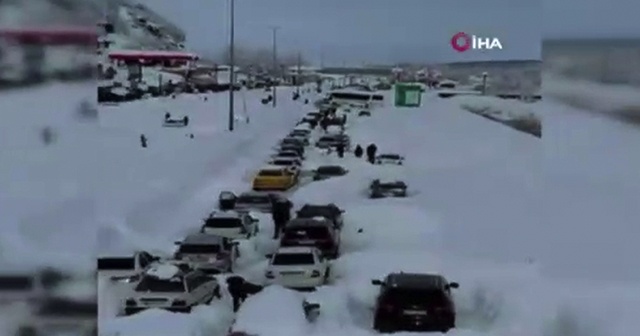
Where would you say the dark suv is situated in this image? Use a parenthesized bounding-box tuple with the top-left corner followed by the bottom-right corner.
(371, 272, 459, 333)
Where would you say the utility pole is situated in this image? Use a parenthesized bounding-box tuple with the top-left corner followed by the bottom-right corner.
(269, 26, 279, 107)
(296, 51, 301, 95)
(228, 0, 235, 131)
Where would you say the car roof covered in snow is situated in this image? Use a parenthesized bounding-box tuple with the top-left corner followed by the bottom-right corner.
(275, 246, 317, 254)
(181, 233, 225, 245)
(286, 217, 333, 228)
(145, 264, 181, 279)
(293, 124, 311, 130)
(385, 272, 447, 290)
(209, 210, 242, 219)
(258, 165, 287, 172)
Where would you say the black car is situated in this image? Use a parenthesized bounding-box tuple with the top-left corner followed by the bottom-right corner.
(280, 218, 340, 258)
(279, 143, 305, 156)
(280, 137, 306, 147)
(218, 191, 237, 210)
(313, 165, 348, 181)
(369, 179, 407, 198)
(296, 203, 344, 229)
(372, 273, 459, 333)
(274, 149, 304, 160)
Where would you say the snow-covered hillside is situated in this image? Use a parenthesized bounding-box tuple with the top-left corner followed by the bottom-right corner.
(88, 86, 640, 335)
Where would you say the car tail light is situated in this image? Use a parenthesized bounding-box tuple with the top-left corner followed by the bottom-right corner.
(310, 270, 321, 278)
(125, 298, 136, 306)
(265, 271, 274, 279)
(172, 299, 187, 306)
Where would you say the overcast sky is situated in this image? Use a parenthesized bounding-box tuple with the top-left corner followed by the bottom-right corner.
(137, 0, 640, 65)
(137, 0, 540, 65)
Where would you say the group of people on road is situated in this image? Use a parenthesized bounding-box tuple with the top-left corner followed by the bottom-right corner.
(353, 143, 378, 163)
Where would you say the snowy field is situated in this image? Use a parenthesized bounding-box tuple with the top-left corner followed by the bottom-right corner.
(2, 81, 640, 336)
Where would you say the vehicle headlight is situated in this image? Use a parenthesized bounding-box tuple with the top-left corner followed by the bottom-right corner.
(265, 270, 274, 279)
(310, 270, 321, 278)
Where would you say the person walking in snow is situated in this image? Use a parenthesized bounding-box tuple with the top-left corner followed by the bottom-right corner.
(353, 144, 363, 158)
(165, 112, 171, 120)
(226, 275, 263, 312)
(140, 134, 147, 148)
(336, 142, 345, 158)
(366, 143, 377, 164)
(271, 197, 292, 239)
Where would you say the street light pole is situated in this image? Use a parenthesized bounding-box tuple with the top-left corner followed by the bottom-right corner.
(296, 51, 301, 95)
(228, 0, 236, 131)
(269, 26, 279, 107)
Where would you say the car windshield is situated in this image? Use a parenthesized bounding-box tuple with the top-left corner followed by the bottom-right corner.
(257, 170, 283, 177)
(317, 166, 342, 174)
(272, 253, 315, 265)
(272, 160, 292, 165)
(298, 206, 336, 218)
(319, 137, 336, 142)
(284, 226, 330, 240)
(205, 218, 242, 228)
(238, 194, 270, 203)
(384, 289, 448, 306)
(135, 276, 185, 292)
(381, 154, 399, 159)
(178, 244, 220, 254)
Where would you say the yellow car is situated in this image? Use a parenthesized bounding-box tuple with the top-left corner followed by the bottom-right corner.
(252, 165, 298, 191)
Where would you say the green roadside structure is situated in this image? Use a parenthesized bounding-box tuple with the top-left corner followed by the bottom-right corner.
(394, 83, 422, 107)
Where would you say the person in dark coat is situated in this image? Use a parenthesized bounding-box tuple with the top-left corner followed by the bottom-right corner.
(353, 144, 363, 158)
(271, 198, 292, 239)
(366, 143, 377, 164)
(336, 142, 345, 158)
(320, 118, 329, 132)
(164, 112, 171, 120)
(226, 275, 264, 312)
(183, 116, 189, 126)
(140, 134, 147, 148)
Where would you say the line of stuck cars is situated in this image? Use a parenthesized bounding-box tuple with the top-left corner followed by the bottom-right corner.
(98, 103, 462, 334)
(97, 109, 350, 317)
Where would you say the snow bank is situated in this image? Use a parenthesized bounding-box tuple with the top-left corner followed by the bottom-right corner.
(543, 74, 640, 124)
(100, 304, 234, 336)
(231, 286, 309, 336)
(452, 95, 542, 137)
(453, 95, 540, 121)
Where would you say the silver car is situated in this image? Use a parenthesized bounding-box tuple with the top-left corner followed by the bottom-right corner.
(123, 263, 220, 315)
(235, 191, 280, 213)
(201, 210, 259, 240)
(173, 233, 238, 274)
